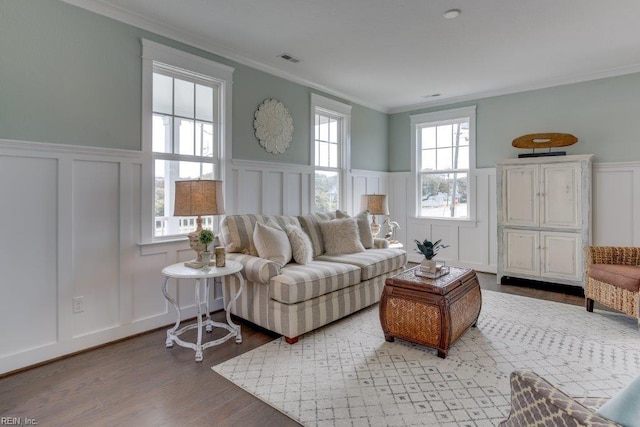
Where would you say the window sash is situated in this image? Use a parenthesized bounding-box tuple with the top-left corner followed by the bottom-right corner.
(314, 111, 343, 211)
(311, 94, 351, 213)
(151, 67, 221, 238)
(411, 106, 475, 220)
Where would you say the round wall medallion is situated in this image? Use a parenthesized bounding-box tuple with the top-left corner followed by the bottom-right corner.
(254, 99, 294, 154)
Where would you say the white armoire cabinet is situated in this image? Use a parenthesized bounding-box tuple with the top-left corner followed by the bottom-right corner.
(497, 154, 593, 288)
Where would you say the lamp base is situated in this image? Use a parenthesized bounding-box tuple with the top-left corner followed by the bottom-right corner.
(186, 226, 206, 267)
(370, 222, 381, 238)
(370, 215, 381, 238)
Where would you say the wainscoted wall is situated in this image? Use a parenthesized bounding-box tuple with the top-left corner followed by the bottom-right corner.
(390, 162, 640, 276)
(0, 142, 389, 374)
(592, 162, 640, 246)
(228, 160, 312, 216)
(389, 169, 498, 273)
(228, 160, 389, 217)
(2, 139, 638, 374)
(0, 140, 219, 374)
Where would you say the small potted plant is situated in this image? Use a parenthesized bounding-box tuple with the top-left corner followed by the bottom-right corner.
(414, 238, 449, 273)
(198, 229, 215, 267)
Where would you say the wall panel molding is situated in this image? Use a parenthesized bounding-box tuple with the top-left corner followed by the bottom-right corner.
(3, 136, 638, 374)
(592, 162, 640, 245)
(393, 168, 497, 273)
(0, 139, 214, 374)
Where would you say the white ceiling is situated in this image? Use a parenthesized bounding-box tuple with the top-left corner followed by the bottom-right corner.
(66, 0, 640, 113)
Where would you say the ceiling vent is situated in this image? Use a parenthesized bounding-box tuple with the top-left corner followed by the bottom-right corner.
(279, 53, 301, 63)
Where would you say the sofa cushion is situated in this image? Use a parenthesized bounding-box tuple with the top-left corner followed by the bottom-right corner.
(316, 248, 407, 280)
(253, 221, 292, 266)
(298, 211, 336, 258)
(220, 214, 267, 256)
(285, 225, 313, 265)
(320, 218, 365, 255)
(268, 215, 302, 230)
(269, 261, 361, 304)
(588, 264, 640, 292)
(337, 210, 373, 249)
(221, 214, 301, 256)
(226, 253, 280, 285)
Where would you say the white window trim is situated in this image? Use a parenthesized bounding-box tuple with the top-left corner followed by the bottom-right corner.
(410, 105, 477, 221)
(140, 39, 234, 244)
(310, 93, 352, 212)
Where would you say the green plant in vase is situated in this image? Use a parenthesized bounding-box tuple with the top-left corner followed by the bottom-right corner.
(198, 229, 215, 267)
(414, 238, 448, 260)
(414, 238, 449, 273)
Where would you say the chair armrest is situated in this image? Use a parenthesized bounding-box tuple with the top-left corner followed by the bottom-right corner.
(226, 253, 280, 285)
(499, 371, 618, 426)
(373, 238, 389, 249)
(584, 246, 640, 266)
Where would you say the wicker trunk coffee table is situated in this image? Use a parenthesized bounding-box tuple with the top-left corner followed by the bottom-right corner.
(380, 266, 482, 358)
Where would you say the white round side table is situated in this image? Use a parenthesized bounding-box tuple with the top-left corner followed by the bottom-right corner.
(161, 260, 244, 362)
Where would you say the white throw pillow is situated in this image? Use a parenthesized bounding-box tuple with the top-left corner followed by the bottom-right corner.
(253, 221, 292, 266)
(337, 209, 373, 249)
(319, 218, 365, 255)
(285, 225, 313, 264)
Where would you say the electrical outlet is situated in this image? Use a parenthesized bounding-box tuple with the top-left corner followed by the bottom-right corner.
(72, 296, 84, 314)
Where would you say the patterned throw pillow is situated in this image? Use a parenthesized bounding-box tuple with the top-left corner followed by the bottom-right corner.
(285, 225, 313, 265)
(336, 209, 373, 249)
(319, 218, 366, 255)
(253, 221, 292, 266)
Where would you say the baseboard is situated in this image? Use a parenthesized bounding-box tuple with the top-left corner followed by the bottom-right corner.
(500, 276, 585, 297)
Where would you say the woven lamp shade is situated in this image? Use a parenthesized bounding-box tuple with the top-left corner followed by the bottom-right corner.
(361, 194, 389, 215)
(174, 180, 225, 216)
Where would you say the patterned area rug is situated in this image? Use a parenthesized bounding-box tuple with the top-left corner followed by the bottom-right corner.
(212, 290, 640, 426)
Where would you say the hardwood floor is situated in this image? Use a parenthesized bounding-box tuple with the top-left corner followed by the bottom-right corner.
(0, 271, 589, 426)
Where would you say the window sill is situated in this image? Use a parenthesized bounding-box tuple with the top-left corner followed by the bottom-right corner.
(138, 236, 190, 247)
(138, 237, 191, 256)
(410, 216, 478, 227)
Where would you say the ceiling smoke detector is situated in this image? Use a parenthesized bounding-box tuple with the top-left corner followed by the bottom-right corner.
(278, 53, 301, 63)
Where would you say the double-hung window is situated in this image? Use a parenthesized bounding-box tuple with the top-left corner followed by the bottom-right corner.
(142, 40, 233, 240)
(411, 106, 476, 219)
(311, 94, 351, 212)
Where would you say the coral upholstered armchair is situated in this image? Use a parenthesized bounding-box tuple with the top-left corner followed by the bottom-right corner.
(584, 246, 640, 326)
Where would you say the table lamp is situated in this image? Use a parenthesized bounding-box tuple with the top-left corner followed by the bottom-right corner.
(361, 194, 389, 238)
(174, 179, 225, 268)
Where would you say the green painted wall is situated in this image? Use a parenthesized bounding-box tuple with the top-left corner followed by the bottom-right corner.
(7, 0, 636, 173)
(351, 105, 388, 171)
(0, 1, 141, 150)
(389, 73, 640, 171)
(0, 0, 388, 171)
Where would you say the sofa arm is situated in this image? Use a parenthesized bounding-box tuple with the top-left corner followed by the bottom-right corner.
(373, 238, 389, 249)
(584, 246, 640, 266)
(226, 253, 280, 285)
(499, 371, 618, 427)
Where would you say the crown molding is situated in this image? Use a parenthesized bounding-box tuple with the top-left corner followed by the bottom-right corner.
(389, 63, 640, 115)
(60, 0, 387, 113)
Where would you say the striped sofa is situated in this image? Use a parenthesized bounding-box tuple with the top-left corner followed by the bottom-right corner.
(220, 212, 407, 343)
